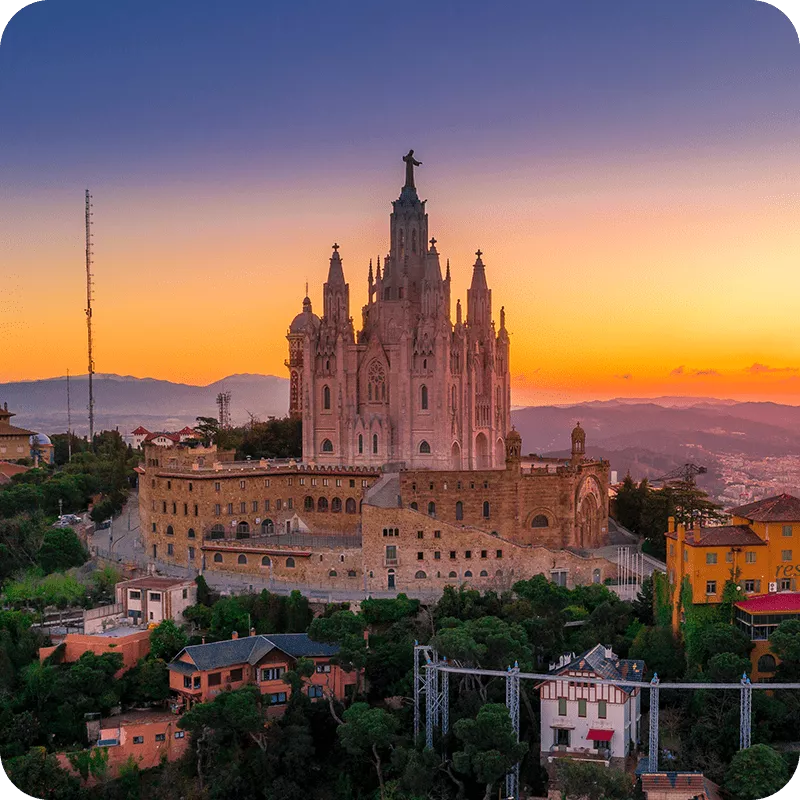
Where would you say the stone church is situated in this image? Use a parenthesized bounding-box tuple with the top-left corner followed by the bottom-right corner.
(287, 152, 511, 470)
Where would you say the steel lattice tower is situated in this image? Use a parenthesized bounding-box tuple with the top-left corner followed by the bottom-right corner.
(740, 674, 752, 750)
(648, 674, 660, 772)
(505, 663, 521, 800)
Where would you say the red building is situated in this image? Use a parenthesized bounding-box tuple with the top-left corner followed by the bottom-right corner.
(734, 591, 800, 680)
(167, 632, 356, 715)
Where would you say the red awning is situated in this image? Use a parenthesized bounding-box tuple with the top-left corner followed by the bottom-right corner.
(587, 729, 613, 742)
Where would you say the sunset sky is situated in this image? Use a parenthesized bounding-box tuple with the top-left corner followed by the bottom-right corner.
(2, 0, 800, 406)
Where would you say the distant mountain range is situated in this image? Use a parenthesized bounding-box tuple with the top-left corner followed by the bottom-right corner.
(0, 373, 289, 435)
(2, 374, 798, 500)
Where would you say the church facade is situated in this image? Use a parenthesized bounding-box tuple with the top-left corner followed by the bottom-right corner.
(286, 152, 511, 471)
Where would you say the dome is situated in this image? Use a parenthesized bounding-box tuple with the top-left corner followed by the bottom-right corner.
(571, 422, 585, 441)
(30, 432, 52, 446)
(289, 296, 320, 334)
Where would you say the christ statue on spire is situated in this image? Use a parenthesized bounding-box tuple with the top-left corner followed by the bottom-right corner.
(403, 149, 422, 189)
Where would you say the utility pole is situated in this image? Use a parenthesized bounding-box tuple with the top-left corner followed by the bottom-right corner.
(66, 368, 72, 461)
(85, 189, 95, 448)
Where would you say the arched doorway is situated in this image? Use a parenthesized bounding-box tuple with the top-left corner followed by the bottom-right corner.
(475, 432, 489, 469)
(495, 438, 505, 465)
(387, 569, 396, 590)
(577, 493, 599, 547)
(451, 442, 462, 470)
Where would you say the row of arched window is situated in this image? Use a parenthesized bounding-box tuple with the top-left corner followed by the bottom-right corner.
(210, 551, 358, 579)
(164, 525, 197, 539)
(356, 434, 380, 455)
(414, 569, 503, 579)
(303, 496, 358, 513)
(322, 375, 432, 412)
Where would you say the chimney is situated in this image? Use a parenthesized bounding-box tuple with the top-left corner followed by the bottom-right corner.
(201, 637, 205, 644)
(250, 628, 256, 637)
(231, 630, 238, 640)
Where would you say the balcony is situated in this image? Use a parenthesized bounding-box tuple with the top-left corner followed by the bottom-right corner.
(547, 744, 611, 765)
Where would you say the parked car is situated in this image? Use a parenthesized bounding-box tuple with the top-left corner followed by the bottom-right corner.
(96, 519, 112, 530)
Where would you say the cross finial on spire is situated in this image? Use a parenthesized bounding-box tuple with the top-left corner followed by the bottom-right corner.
(332, 242, 339, 252)
(305, 280, 309, 297)
(475, 249, 483, 259)
(430, 237, 436, 247)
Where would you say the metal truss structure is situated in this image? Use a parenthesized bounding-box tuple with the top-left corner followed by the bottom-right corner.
(414, 650, 800, 800)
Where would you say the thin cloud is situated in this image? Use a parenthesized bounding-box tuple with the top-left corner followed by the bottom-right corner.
(670, 365, 719, 378)
(746, 363, 799, 374)
(614, 373, 632, 380)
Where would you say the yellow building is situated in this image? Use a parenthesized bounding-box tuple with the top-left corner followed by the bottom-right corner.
(666, 493, 800, 632)
(0, 402, 35, 462)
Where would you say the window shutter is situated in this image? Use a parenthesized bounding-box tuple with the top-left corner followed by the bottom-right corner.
(754, 580, 761, 593)
(792, 578, 797, 591)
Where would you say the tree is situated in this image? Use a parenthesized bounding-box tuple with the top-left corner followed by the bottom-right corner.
(555, 759, 633, 800)
(452, 704, 528, 800)
(694, 623, 752, 670)
(195, 416, 220, 447)
(631, 575, 655, 625)
(67, 745, 110, 784)
(308, 610, 367, 696)
(770, 619, 800, 673)
(629, 625, 685, 681)
(337, 702, 398, 800)
(149, 619, 188, 661)
(210, 596, 250, 639)
(705, 652, 752, 683)
(195, 573, 213, 606)
(4, 747, 84, 800)
(37, 528, 88, 573)
(724, 744, 789, 800)
(121, 658, 171, 704)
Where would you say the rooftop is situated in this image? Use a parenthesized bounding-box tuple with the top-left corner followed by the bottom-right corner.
(666, 524, 765, 547)
(171, 632, 340, 672)
(729, 493, 800, 522)
(100, 710, 179, 728)
(735, 592, 800, 614)
(118, 576, 194, 591)
(547, 643, 645, 690)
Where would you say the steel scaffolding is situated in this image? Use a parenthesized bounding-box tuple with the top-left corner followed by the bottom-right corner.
(414, 649, 800, 800)
(740, 673, 752, 750)
(648, 674, 660, 772)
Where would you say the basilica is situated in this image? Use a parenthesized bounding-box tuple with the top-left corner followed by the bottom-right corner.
(286, 151, 511, 470)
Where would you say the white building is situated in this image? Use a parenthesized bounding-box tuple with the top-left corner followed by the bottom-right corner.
(538, 644, 645, 770)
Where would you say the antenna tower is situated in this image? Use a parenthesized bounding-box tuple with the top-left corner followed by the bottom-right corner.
(66, 369, 72, 461)
(85, 189, 95, 447)
(216, 391, 232, 429)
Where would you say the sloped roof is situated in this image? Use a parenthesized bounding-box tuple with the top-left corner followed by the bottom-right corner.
(131, 426, 151, 435)
(550, 644, 645, 691)
(0, 423, 35, 437)
(665, 525, 765, 547)
(171, 633, 339, 672)
(729, 493, 800, 522)
(734, 592, 800, 614)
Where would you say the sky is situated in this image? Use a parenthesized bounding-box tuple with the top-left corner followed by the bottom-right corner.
(1, 0, 800, 406)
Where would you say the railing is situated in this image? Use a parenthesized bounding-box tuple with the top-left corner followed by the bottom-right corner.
(203, 532, 362, 550)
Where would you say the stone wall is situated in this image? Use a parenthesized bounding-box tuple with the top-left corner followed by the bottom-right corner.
(361, 504, 616, 595)
(398, 457, 609, 549)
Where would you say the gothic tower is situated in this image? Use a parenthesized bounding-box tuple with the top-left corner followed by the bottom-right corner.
(286, 153, 511, 470)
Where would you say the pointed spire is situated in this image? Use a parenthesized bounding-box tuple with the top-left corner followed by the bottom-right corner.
(470, 249, 488, 291)
(376, 256, 382, 281)
(445, 259, 451, 280)
(456, 299, 462, 325)
(368, 259, 373, 283)
(327, 243, 345, 286)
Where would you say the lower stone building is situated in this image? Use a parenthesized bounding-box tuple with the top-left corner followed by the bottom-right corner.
(138, 425, 614, 596)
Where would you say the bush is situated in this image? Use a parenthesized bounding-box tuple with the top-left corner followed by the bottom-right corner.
(36, 529, 88, 574)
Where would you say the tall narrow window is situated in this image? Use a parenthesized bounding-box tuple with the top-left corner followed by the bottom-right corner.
(358, 434, 363, 454)
(372, 434, 378, 454)
(483, 501, 490, 519)
(421, 385, 428, 410)
(321, 439, 333, 453)
(323, 385, 331, 410)
(419, 440, 431, 454)
(456, 501, 463, 521)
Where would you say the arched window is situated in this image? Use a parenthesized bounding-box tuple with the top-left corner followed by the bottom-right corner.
(480, 570, 489, 577)
(483, 501, 490, 519)
(419, 440, 431, 454)
(166, 525, 174, 536)
(464, 570, 473, 578)
(347, 569, 357, 577)
(323, 385, 331, 410)
(428, 501, 436, 517)
(213, 553, 223, 563)
(286, 557, 295, 568)
(236, 521, 250, 538)
(758, 654, 777, 673)
(321, 439, 333, 453)
(410, 502, 418, 511)
(415, 570, 427, 579)
(237, 554, 247, 565)
(372, 434, 378, 454)
(261, 519, 274, 535)
(331, 497, 342, 513)
(358, 434, 363, 454)
(329, 570, 338, 577)
(455, 501, 464, 520)
(261, 556, 271, 566)
(368, 361, 386, 402)
(448, 571, 457, 578)
(531, 514, 549, 528)
(593, 568, 601, 584)
(188, 528, 196, 539)
(495, 569, 503, 577)
(304, 496, 314, 512)
(345, 498, 357, 514)
(210, 524, 225, 539)
(318, 497, 328, 512)
(421, 385, 428, 410)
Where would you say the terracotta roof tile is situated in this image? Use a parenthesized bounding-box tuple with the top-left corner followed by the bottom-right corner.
(729, 493, 800, 522)
(666, 525, 765, 547)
